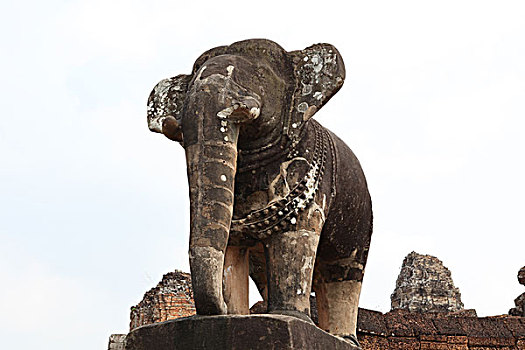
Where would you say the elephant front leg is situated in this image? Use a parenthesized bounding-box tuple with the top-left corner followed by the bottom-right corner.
(223, 246, 250, 314)
(265, 229, 320, 323)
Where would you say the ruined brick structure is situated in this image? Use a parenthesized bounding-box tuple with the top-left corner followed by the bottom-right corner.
(129, 270, 195, 330)
(110, 264, 525, 349)
(251, 302, 525, 349)
(357, 308, 525, 349)
(391, 251, 465, 313)
(509, 266, 525, 317)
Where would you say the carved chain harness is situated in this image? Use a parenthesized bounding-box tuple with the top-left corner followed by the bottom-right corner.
(230, 121, 330, 240)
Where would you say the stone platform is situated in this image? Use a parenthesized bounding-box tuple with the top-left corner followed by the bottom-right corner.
(124, 314, 360, 350)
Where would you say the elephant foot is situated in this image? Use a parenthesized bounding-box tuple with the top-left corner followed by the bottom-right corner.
(195, 298, 228, 316)
(268, 309, 315, 324)
(190, 246, 228, 315)
(341, 334, 361, 347)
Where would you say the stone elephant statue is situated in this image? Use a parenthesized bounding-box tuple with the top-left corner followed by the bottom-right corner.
(147, 39, 372, 344)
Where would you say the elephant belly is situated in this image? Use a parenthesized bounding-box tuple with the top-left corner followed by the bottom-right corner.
(317, 130, 373, 268)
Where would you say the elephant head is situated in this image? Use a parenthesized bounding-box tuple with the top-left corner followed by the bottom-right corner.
(147, 39, 346, 315)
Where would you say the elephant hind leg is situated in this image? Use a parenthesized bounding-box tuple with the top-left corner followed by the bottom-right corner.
(248, 242, 268, 303)
(223, 246, 250, 314)
(313, 259, 364, 340)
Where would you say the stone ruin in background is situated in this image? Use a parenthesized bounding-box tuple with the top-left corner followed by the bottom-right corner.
(129, 270, 195, 330)
(110, 254, 525, 349)
(509, 266, 525, 317)
(390, 251, 468, 314)
(108, 335, 126, 350)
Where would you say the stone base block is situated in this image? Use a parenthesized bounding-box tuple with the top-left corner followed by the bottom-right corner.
(124, 314, 360, 350)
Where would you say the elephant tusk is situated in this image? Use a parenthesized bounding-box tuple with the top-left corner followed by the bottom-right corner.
(249, 106, 260, 119)
(217, 102, 260, 123)
(217, 106, 235, 119)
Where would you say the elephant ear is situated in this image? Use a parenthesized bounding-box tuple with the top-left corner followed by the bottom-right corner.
(287, 44, 345, 141)
(147, 74, 191, 141)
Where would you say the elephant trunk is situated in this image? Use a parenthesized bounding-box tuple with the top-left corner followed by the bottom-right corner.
(183, 91, 242, 315)
(183, 58, 261, 315)
(185, 138, 238, 315)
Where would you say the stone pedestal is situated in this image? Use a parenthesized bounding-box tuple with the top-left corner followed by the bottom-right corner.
(124, 314, 360, 350)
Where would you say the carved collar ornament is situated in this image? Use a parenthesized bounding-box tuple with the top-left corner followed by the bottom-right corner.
(231, 121, 330, 239)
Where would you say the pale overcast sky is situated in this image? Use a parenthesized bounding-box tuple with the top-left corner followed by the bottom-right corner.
(1, 1, 524, 349)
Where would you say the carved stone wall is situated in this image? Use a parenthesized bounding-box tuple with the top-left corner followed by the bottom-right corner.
(357, 308, 525, 350)
(509, 266, 525, 317)
(129, 270, 196, 331)
(391, 251, 465, 313)
(112, 307, 525, 350)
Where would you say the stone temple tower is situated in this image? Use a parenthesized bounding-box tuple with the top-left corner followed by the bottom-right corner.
(390, 251, 464, 313)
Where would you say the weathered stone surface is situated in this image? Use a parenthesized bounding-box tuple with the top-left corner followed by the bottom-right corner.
(124, 315, 360, 350)
(357, 311, 525, 350)
(509, 266, 525, 316)
(391, 251, 465, 313)
(510, 293, 525, 317)
(108, 334, 126, 350)
(357, 334, 389, 350)
(113, 269, 525, 349)
(114, 278, 525, 349)
(130, 270, 195, 330)
(147, 38, 373, 339)
(447, 309, 478, 317)
(251, 296, 324, 326)
(387, 336, 420, 350)
(431, 315, 467, 336)
(519, 267, 525, 286)
(384, 309, 438, 337)
(357, 308, 388, 336)
(502, 317, 525, 338)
